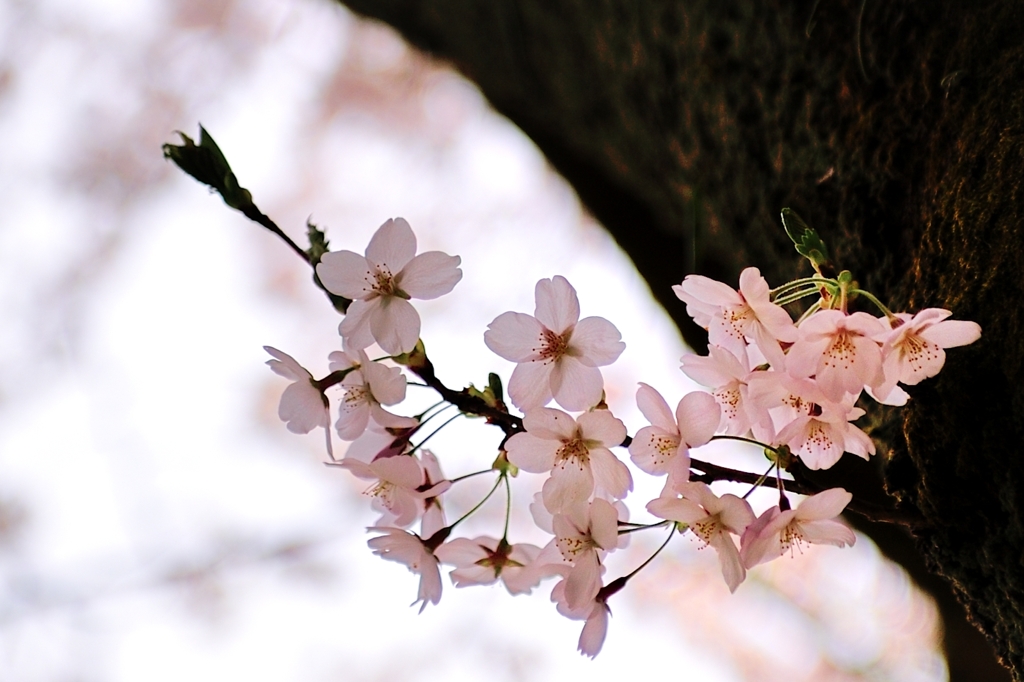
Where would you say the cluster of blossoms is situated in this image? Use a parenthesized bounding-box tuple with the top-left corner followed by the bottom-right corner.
(265, 216, 981, 657)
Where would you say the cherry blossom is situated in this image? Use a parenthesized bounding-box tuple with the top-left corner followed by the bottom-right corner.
(747, 372, 874, 470)
(317, 218, 463, 355)
(647, 482, 754, 592)
(680, 345, 767, 437)
(674, 267, 797, 369)
(434, 536, 552, 594)
(367, 527, 443, 613)
(550, 498, 621, 609)
(484, 276, 625, 411)
(505, 407, 631, 514)
(786, 310, 886, 401)
(339, 454, 427, 528)
(328, 348, 414, 441)
(873, 308, 982, 398)
(628, 383, 720, 487)
(417, 450, 450, 538)
(740, 488, 856, 569)
(552, 578, 612, 658)
(264, 346, 332, 456)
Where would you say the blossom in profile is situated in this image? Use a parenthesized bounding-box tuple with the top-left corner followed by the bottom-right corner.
(647, 482, 754, 592)
(264, 346, 332, 455)
(316, 218, 462, 355)
(367, 527, 443, 613)
(551, 498, 621, 609)
(740, 488, 855, 569)
(484, 276, 625, 411)
(628, 383, 720, 487)
(339, 454, 426, 528)
(505, 407, 631, 514)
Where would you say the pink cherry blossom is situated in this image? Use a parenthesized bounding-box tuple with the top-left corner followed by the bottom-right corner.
(681, 346, 773, 437)
(628, 383, 720, 486)
(873, 308, 982, 397)
(674, 267, 797, 369)
(551, 578, 612, 658)
(367, 527, 443, 613)
(484, 276, 625, 411)
(328, 349, 414, 441)
(786, 310, 886, 401)
(747, 372, 875, 470)
(740, 488, 856, 569)
(417, 450, 450, 538)
(647, 482, 754, 592)
(551, 499, 621, 609)
(434, 536, 553, 594)
(264, 346, 332, 456)
(505, 407, 631, 514)
(316, 218, 462, 355)
(339, 454, 427, 527)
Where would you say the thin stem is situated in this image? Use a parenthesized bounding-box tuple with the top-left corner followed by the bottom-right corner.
(450, 473, 504, 530)
(449, 468, 496, 485)
(742, 460, 778, 500)
(795, 300, 822, 325)
(773, 287, 824, 307)
(501, 475, 512, 542)
(851, 288, 896, 320)
(617, 520, 670, 536)
(770, 276, 834, 298)
(710, 434, 779, 454)
(409, 413, 463, 454)
(620, 523, 677, 581)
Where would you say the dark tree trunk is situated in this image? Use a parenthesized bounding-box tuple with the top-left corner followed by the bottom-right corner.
(336, 1, 1024, 679)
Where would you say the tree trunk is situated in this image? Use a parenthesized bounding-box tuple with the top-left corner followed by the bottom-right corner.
(336, 1, 1024, 679)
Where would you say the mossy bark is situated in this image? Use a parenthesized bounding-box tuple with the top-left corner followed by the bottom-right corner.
(337, 1, 1024, 678)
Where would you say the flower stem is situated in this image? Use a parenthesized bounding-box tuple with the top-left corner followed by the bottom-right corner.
(409, 412, 463, 454)
(710, 434, 779, 454)
(617, 520, 670, 536)
(450, 473, 505, 530)
(770, 276, 834, 298)
(742, 460, 778, 499)
(851, 288, 897, 320)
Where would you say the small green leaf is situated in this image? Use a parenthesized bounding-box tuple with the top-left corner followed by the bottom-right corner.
(162, 125, 251, 210)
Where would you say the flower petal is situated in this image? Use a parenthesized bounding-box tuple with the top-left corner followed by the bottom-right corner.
(570, 317, 625, 367)
(484, 312, 546, 362)
(369, 297, 421, 355)
(338, 299, 377, 351)
(399, 251, 463, 299)
(316, 250, 374, 299)
(505, 432, 559, 473)
(795, 488, 852, 520)
(550, 357, 604, 411)
(676, 391, 720, 447)
(534, 276, 580, 332)
(507, 361, 555, 410)
(635, 383, 677, 432)
(366, 218, 417, 272)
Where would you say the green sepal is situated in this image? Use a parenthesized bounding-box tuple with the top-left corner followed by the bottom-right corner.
(492, 451, 518, 476)
(487, 372, 504, 404)
(781, 208, 831, 273)
(392, 339, 428, 370)
(306, 219, 331, 265)
(162, 126, 251, 211)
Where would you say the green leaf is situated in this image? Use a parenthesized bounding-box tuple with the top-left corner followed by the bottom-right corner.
(162, 125, 251, 210)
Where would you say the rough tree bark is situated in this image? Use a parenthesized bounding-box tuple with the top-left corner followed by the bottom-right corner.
(336, 1, 1023, 679)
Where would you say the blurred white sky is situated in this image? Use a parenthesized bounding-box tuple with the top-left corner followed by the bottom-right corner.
(0, 0, 945, 680)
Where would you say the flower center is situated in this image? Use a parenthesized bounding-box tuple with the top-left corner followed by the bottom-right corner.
(371, 266, 398, 297)
(646, 433, 680, 465)
(690, 516, 719, 545)
(555, 437, 590, 470)
(823, 330, 856, 370)
(537, 328, 571, 362)
(343, 385, 369, 407)
(556, 534, 596, 562)
(780, 523, 807, 557)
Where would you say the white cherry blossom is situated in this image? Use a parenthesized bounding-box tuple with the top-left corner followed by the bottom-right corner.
(484, 276, 625, 411)
(317, 218, 462, 355)
(647, 482, 754, 592)
(264, 346, 332, 456)
(551, 577, 612, 658)
(339, 454, 427, 528)
(740, 488, 856, 569)
(505, 407, 631, 514)
(550, 498, 621, 609)
(628, 383, 720, 486)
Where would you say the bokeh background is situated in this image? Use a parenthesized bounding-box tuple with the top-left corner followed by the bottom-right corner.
(0, 0, 945, 679)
